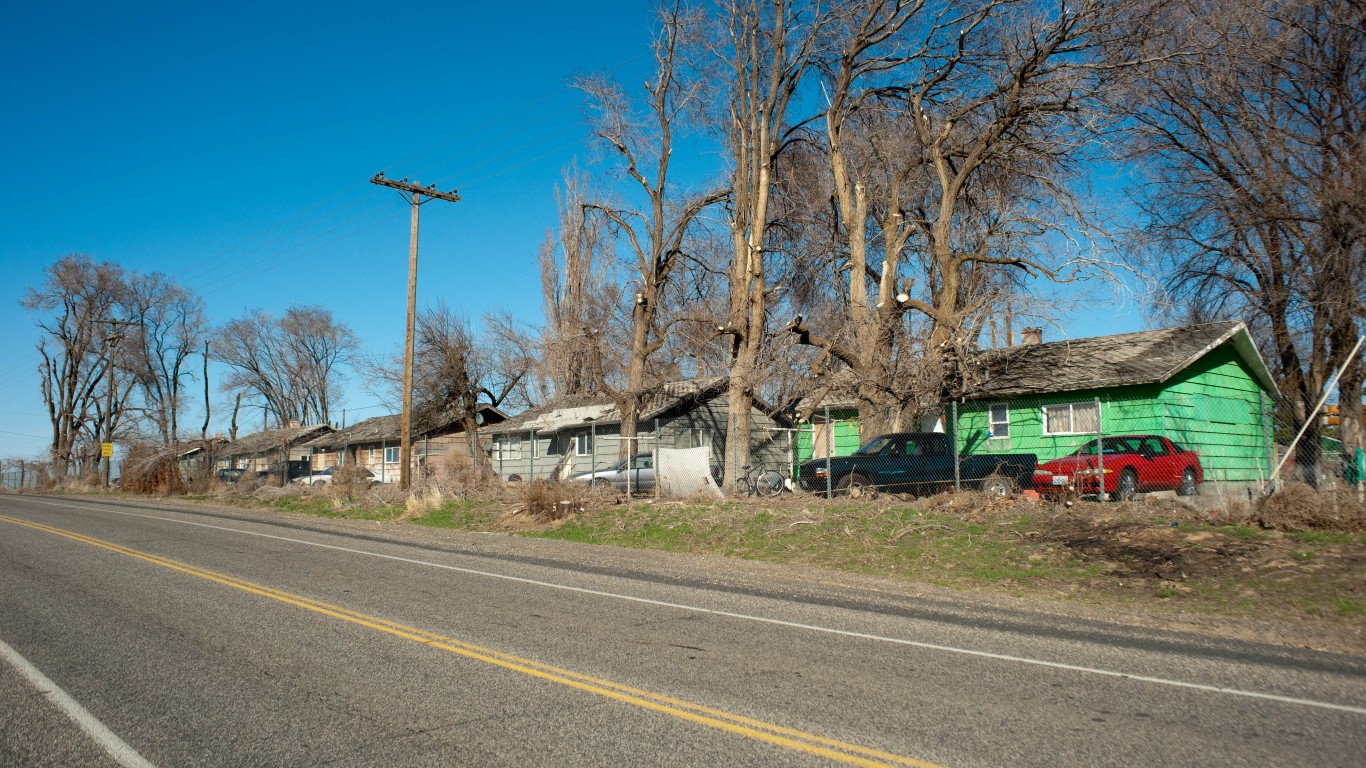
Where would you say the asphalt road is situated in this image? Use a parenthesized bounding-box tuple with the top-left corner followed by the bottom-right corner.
(1, 494, 1362, 767)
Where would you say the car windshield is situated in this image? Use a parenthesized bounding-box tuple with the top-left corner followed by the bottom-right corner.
(854, 436, 893, 455)
(1071, 437, 1141, 456)
(602, 459, 627, 472)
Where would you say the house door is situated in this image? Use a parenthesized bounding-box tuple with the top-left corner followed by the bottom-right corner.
(811, 422, 833, 459)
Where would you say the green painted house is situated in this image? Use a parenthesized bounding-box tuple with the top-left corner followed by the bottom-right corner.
(957, 321, 1279, 484)
(796, 322, 1280, 486)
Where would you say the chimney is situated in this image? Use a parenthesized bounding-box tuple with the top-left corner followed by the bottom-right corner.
(288, 420, 301, 429)
(1021, 327, 1043, 346)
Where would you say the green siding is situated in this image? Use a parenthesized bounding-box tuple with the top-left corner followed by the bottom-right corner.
(956, 390, 1125, 462)
(954, 342, 1273, 483)
(795, 408, 862, 474)
(1155, 344, 1272, 483)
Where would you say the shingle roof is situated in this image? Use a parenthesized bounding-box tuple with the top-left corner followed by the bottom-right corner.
(307, 414, 403, 450)
(487, 377, 734, 435)
(220, 424, 333, 458)
(967, 320, 1277, 399)
(306, 405, 506, 450)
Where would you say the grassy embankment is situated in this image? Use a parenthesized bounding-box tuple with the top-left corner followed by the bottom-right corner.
(163, 485, 1366, 635)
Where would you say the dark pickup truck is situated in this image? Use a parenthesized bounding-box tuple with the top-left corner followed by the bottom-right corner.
(797, 432, 1037, 497)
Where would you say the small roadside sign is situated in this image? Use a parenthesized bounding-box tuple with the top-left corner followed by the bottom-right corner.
(101, 442, 114, 457)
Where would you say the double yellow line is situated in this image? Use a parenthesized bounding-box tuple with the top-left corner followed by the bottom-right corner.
(1, 515, 942, 768)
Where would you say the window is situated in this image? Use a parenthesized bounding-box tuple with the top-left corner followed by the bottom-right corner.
(988, 403, 1010, 439)
(913, 435, 947, 457)
(575, 432, 593, 456)
(679, 428, 711, 450)
(490, 439, 503, 461)
(1140, 437, 1169, 456)
(1042, 401, 1099, 435)
(383, 446, 400, 464)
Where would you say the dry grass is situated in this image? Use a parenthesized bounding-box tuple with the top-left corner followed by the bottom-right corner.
(401, 485, 445, 520)
(327, 465, 377, 498)
(519, 479, 591, 522)
(118, 445, 187, 495)
(1254, 482, 1366, 533)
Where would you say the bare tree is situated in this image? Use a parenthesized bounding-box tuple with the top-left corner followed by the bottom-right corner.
(783, 0, 1155, 436)
(365, 305, 530, 472)
(537, 167, 619, 400)
(215, 306, 356, 429)
(578, 1, 730, 457)
(123, 271, 206, 449)
(21, 254, 129, 478)
(713, 0, 828, 489)
(1127, 0, 1365, 478)
(280, 306, 354, 424)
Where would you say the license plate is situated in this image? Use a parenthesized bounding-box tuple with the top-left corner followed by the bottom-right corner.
(1051, 476, 1068, 486)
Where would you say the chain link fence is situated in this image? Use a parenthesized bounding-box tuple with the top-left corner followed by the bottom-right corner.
(793, 385, 1364, 503)
(1, 463, 42, 490)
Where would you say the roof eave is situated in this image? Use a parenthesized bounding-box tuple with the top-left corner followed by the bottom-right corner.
(1151, 321, 1280, 397)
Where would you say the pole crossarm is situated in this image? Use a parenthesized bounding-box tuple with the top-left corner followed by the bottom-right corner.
(370, 172, 461, 204)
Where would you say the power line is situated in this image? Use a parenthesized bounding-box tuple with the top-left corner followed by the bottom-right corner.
(161, 52, 651, 296)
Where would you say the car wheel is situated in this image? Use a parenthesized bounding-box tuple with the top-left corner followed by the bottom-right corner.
(980, 474, 1016, 497)
(834, 473, 875, 499)
(1115, 468, 1139, 502)
(1177, 468, 1198, 497)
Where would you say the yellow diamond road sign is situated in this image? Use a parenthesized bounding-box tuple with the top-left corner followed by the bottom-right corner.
(101, 442, 114, 457)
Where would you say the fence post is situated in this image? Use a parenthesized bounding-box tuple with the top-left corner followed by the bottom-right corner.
(787, 427, 793, 485)
(1356, 447, 1364, 504)
(952, 400, 960, 492)
(1095, 397, 1105, 503)
(824, 405, 833, 498)
(1260, 391, 1275, 488)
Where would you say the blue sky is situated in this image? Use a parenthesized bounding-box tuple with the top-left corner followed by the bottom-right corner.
(0, 0, 1145, 461)
(0, 0, 661, 458)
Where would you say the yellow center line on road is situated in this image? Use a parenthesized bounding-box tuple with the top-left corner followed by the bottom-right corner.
(1, 515, 943, 768)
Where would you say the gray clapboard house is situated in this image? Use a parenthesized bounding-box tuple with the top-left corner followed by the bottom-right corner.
(484, 377, 792, 482)
(302, 406, 506, 482)
(215, 423, 334, 474)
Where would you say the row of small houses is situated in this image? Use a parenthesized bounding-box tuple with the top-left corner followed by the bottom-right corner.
(189, 320, 1284, 491)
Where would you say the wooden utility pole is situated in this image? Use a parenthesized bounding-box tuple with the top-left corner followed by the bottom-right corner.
(96, 318, 136, 490)
(369, 172, 461, 490)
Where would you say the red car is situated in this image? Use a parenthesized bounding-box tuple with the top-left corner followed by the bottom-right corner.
(1033, 435, 1203, 501)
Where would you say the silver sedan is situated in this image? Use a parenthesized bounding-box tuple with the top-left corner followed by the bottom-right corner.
(570, 454, 655, 494)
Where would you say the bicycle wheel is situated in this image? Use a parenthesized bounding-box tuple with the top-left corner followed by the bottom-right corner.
(755, 470, 785, 497)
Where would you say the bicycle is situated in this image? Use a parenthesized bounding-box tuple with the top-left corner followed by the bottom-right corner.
(740, 464, 787, 497)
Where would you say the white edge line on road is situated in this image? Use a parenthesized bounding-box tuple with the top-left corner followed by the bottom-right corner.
(0, 636, 157, 768)
(25, 498, 1366, 717)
